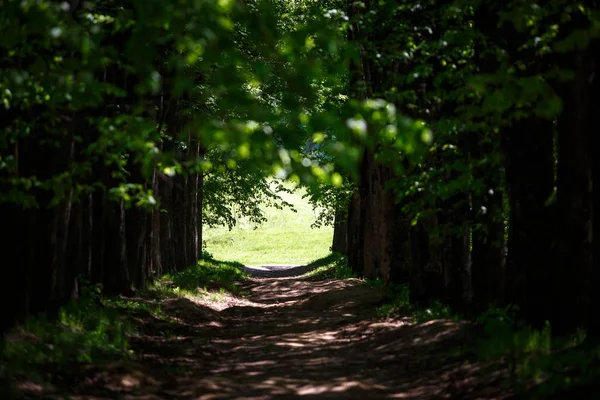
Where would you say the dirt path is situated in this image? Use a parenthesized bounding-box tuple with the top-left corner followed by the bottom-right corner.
(17, 267, 511, 399)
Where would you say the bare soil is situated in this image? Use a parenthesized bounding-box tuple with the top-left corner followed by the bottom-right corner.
(14, 266, 514, 399)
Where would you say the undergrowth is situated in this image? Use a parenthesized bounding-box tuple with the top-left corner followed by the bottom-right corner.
(375, 283, 600, 397)
(474, 306, 600, 398)
(0, 285, 133, 382)
(374, 281, 458, 323)
(374, 283, 600, 397)
(1, 253, 250, 390)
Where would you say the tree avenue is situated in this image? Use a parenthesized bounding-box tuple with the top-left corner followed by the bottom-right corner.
(1, 0, 599, 371)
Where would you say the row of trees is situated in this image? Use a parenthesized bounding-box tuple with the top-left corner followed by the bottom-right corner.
(323, 0, 599, 335)
(0, 0, 347, 333)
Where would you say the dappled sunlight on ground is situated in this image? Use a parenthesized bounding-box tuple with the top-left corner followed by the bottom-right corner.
(15, 265, 512, 399)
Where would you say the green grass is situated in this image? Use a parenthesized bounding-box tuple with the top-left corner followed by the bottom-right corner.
(304, 253, 356, 279)
(159, 256, 248, 297)
(203, 180, 334, 265)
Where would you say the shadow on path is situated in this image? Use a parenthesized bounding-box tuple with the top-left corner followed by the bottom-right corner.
(15, 265, 512, 400)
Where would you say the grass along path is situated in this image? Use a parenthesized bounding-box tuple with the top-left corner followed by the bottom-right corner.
(203, 181, 333, 266)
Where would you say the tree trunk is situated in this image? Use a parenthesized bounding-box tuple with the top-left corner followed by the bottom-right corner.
(198, 169, 204, 258)
(551, 46, 594, 334)
(441, 201, 471, 311)
(331, 208, 348, 254)
(470, 133, 506, 315)
(187, 132, 200, 264)
(347, 191, 364, 277)
(102, 199, 132, 295)
(589, 41, 600, 338)
(409, 221, 431, 305)
(502, 116, 555, 328)
(361, 151, 390, 279)
(149, 168, 162, 279)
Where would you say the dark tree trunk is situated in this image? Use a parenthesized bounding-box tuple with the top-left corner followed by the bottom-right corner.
(409, 221, 431, 305)
(159, 172, 176, 274)
(149, 169, 162, 278)
(361, 151, 391, 279)
(588, 62, 600, 340)
(388, 214, 412, 285)
(0, 205, 30, 334)
(90, 188, 106, 287)
(49, 197, 74, 310)
(502, 116, 555, 328)
(22, 131, 71, 317)
(440, 199, 471, 311)
(102, 199, 131, 295)
(187, 132, 201, 264)
(347, 191, 365, 277)
(331, 208, 348, 254)
(90, 161, 132, 296)
(589, 41, 600, 338)
(172, 173, 188, 270)
(126, 204, 149, 290)
(198, 169, 204, 258)
(551, 46, 595, 334)
(470, 133, 506, 315)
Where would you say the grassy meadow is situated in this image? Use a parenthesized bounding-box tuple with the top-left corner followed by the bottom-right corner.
(202, 180, 334, 266)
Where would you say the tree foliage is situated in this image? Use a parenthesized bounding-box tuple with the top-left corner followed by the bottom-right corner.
(2, 5, 600, 395)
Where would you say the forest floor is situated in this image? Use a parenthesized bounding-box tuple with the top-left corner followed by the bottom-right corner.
(12, 264, 514, 400)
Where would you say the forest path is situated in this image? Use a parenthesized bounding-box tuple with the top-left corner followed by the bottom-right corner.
(20, 266, 510, 399)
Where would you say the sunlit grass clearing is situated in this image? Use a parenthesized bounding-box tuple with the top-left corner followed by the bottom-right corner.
(203, 180, 333, 265)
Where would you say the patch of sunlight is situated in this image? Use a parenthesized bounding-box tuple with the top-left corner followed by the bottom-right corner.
(369, 320, 409, 329)
(275, 341, 305, 348)
(178, 288, 263, 312)
(277, 331, 339, 344)
(390, 387, 431, 398)
(120, 375, 141, 388)
(296, 381, 372, 395)
(238, 360, 277, 368)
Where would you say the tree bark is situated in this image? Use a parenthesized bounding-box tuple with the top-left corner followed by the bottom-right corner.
(551, 46, 594, 334)
(470, 133, 506, 315)
(409, 221, 432, 305)
(331, 208, 348, 254)
(347, 191, 365, 277)
(589, 40, 600, 338)
(440, 199, 471, 311)
(502, 116, 555, 328)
